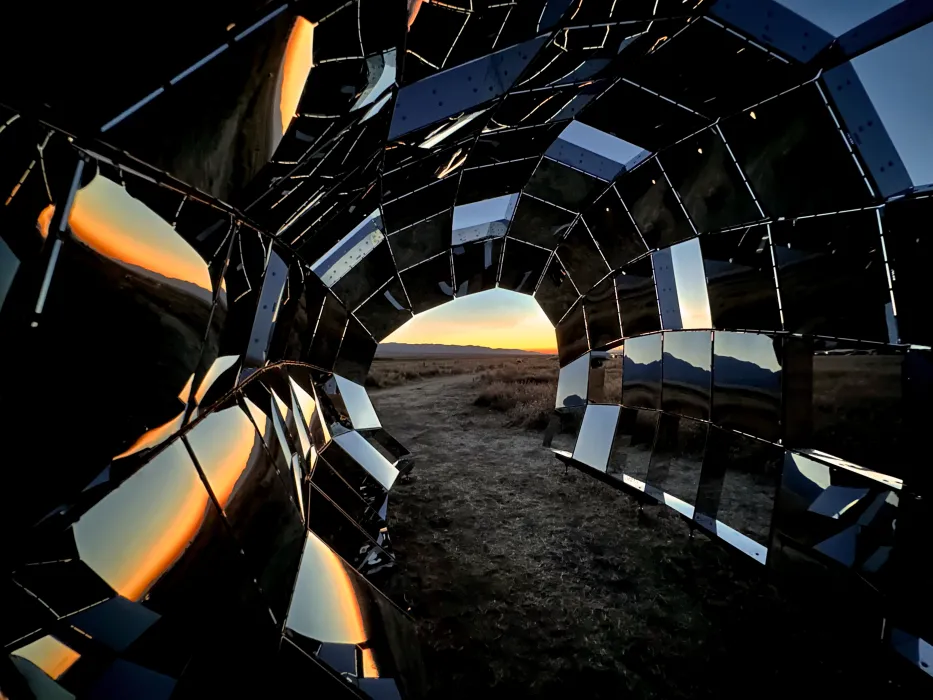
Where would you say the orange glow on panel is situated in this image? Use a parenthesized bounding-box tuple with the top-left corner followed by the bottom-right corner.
(185, 407, 260, 510)
(12, 636, 80, 679)
(408, 0, 424, 28)
(112, 411, 186, 460)
(360, 647, 380, 678)
(288, 532, 368, 644)
(74, 441, 215, 602)
(39, 176, 213, 293)
(280, 17, 315, 136)
(116, 482, 210, 602)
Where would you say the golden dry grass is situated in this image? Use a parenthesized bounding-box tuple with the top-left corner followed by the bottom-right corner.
(472, 357, 558, 429)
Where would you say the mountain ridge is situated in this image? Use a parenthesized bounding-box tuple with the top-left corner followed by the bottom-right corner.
(376, 342, 549, 357)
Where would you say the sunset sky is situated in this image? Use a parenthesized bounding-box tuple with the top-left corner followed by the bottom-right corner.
(383, 288, 557, 352)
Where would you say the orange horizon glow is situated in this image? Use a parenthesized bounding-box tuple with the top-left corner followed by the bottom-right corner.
(38, 175, 214, 293)
(279, 17, 315, 136)
(383, 288, 557, 352)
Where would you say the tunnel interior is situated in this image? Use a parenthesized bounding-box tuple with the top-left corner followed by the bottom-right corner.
(1, 1, 932, 697)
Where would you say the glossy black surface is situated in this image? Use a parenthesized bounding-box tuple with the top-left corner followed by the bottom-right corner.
(662, 331, 712, 421)
(645, 414, 709, 508)
(712, 332, 782, 442)
(622, 333, 662, 410)
(3, 2, 930, 693)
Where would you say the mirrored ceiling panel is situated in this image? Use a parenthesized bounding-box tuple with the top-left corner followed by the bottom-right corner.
(399, 251, 455, 314)
(771, 211, 892, 342)
(524, 157, 606, 212)
(546, 121, 644, 181)
(719, 83, 874, 218)
(534, 254, 579, 326)
(660, 127, 762, 234)
(616, 257, 662, 338)
(582, 185, 649, 271)
(617, 159, 696, 251)
(498, 238, 550, 294)
(507, 193, 576, 249)
(453, 237, 503, 296)
(556, 219, 612, 295)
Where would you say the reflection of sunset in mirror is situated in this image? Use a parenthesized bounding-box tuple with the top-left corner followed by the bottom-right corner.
(12, 635, 80, 679)
(279, 17, 315, 136)
(287, 531, 367, 644)
(185, 406, 263, 510)
(38, 175, 213, 293)
(74, 441, 216, 601)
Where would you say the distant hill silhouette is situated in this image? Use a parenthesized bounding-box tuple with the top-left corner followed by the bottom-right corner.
(623, 353, 780, 392)
(376, 343, 547, 357)
(713, 355, 781, 391)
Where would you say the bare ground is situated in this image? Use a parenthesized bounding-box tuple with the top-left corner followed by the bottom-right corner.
(371, 372, 916, 699)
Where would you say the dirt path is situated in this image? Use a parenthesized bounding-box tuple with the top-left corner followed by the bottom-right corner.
(372, 376, 905, 699)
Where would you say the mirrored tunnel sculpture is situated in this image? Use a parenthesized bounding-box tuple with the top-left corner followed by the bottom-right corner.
(2, 0, 932, 694)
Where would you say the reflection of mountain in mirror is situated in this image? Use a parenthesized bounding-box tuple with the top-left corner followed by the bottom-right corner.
(713, 332, 782, 441)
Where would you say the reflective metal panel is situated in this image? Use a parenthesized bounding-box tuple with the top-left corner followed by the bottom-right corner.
(622, 333, 662, 410)
(524, 158, 605, 211)
(555, 352, 589, 409)
(285, 531, 426, 696)
(543, 406, 584, 457)
(616, 258, 661, 337)
(770, 451, 901, 586)
(719, 83, 872, 217)
(616, 159, 695, 250)
(584, 276, 621, 350)
(572, 404, 621, 472)
(645, 414, 709, 507)
(771, 211, 890, 342)
(399, 252, 455, 314)
(453, 238, 502, 296)
(556, 300, 589, 367)
(507, 194, 576, 249)
(661, 127, 761, 234)
(884, 197, 933, 346)
(331, 431, 400, 492)
(662, 331, 712, 421)
(695, 427, 784, 561)
(587, 349, 623, 405)
(354, 276, 413, 342)
(498, 239, 550, 294)
(557, 220, 612, 296)
(308, 295, 349, 372)
(712, 332, 782, 442)
(388, 210, 452, 270)
(582, 186, 648, 270)
(608, 408, 659, 485)
(534, 255, 578, 326)
(700, 226, 781, 332)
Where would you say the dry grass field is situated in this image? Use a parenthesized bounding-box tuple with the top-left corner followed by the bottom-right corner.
(367, 356, 921, 699)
